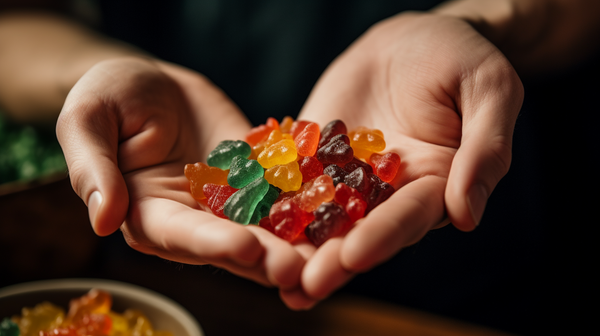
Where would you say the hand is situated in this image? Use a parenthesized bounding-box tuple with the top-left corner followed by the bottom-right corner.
(282, 12, 524, 308)
(57, 57, 305, 289)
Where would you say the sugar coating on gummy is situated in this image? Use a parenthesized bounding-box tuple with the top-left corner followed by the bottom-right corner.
(223, 177, 270, 225)
(207, 140, 252, 169)
(228, 155, 264, 189)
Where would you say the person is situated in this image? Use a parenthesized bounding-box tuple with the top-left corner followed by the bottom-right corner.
(1, 0, 598, 316)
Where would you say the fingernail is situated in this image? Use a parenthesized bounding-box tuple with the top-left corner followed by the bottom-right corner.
(88, 191, 103, 231)
(467, 184, 488, 226)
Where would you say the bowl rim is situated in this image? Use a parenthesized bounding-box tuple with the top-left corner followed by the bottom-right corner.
(0, 278, 203, 336)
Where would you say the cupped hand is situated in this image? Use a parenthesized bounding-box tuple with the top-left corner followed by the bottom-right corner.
(282, 12, 524, 308)
(57, 57, 305, 289)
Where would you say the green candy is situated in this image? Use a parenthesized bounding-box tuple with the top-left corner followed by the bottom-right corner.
(228, 155, 264, 189)
(207, 140, 251, 170)
(224, 177, 270, 225)
(249, 184, 280, 224)
(0, 318, 19, 336)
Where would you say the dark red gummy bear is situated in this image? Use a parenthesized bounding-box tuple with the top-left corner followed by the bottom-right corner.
(344, 157, 374, 175)
(305, 202, 351, 247)
(270, 199, 315, 242)
(365, 173, 395, 214)
(318, 119, 347, 149)
(203, 183, 238, 218)
(299, 155, 324, 183)
(316, 134, 354, 166)
(334, 182, 364, 206)
(323, 164, 348, 186)
(343, 167, 372, 194)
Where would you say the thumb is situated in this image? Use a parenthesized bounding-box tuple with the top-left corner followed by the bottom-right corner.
(57, 90, 128, 237)
(445, 65, 524, 231)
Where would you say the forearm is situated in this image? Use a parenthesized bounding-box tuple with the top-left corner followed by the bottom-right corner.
(433, 0, 600, 75)
(0, 11, 144, 124)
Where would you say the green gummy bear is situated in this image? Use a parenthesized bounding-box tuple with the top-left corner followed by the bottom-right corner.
(207, 140, 252, 170)
(249, 184, 280, 224)
(224, 177, 270, 225)
(228, 155, 265, 189)
(0, 318, 19, 336)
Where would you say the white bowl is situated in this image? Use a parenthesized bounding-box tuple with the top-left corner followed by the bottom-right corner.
(0, 278, 203, 336)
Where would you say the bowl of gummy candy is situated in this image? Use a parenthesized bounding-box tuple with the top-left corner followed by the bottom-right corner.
(0, 278, 203, 336)
(186, 117, 401, 246)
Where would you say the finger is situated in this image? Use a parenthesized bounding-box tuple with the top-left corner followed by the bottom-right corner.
(340, 175, 446, 273)
(446, 61, 524, 231)
(246, 225, 307, 290)
(301, 237, 356, 300)
(279, 287, 318, 310)
(57, 89, 128, 237)
(125, 197, 265, 268)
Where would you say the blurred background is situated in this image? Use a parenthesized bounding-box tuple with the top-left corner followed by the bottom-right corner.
(1, 0, 598, 335)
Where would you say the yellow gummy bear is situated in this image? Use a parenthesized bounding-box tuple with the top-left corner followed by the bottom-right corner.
(348, 127, 386, 152)
(257, 139, 297, 168)
(264, 161, 303, 192)
(17, 302, 65, 336)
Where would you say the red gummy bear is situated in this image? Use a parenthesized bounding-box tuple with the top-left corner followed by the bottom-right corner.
(305, 202, 351, 247)
(269, 199, 315, 242)
(294, 122, 320, 157)
(370, 152, 401, 182)
(203, 183, 239, 218)
(298, 155, 324, 183)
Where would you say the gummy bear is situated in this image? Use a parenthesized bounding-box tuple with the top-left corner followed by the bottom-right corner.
(16, 302, 65, 336)
(269, 199, 315, 241)
(257, 139, 297, 168)
(319, 119, 347, 149)
(184, 162, 229, 201)
(365, 173, 395, 213)
(370, 152, 401, 182)
(323, 164, 348, 186)
(0, 318, 19, 336)
(348, 127, 386, 161)
(207, 140, 252, 169)
(249, 184, 280, 224)
(346, 196, 367, 223)
(294, 122, 320, 157)
(227, 155, 264, 189)
(223, 177, 270, 224)
(203, 183, 239, 218)
(264, 160, 302, 192)
(316, 134, 354, 166)
(290, 120, 311, 140)
(292, 175, 336, 212)
(298, 155, 323, 183)
(343, 167, 372, 194)
(258, 216, 275, 234)
(344, 157, 374, 175)
(305, 202, 351, 247)
(333, 182, 364, 206)
(279, 116, 294, 134)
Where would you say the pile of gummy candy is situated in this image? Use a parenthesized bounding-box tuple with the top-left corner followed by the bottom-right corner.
(185, 117, 401, 246)
(0, 289, 172, 336)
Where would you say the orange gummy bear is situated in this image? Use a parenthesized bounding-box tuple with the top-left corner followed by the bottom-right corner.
(184, 162, 229, 201)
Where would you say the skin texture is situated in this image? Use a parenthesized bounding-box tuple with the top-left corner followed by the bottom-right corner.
(2, 0, 600, 310)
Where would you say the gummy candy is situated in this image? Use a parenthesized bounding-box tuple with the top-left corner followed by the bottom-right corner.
(249, 184, 280, 224)
(370, 152, 401, 182)
(184, 162, 229, 201)
(5, 290, 173, 336)
(294, 122, 320, 157)
(270, 199, 315, 241)
(223, 177, 270, 225)
(0, 319, 19, 336)
(319, 119, 347, 149)
(227, 155, 264, 189)
(207, 140, 252, 169)
(292, 175, 335, 212)
(316, 134, 354, 166)
(203, 183, 239, 218)
(264, 160, 303, 192)
(257, 139, 297, 168)
(298, 155, 323, 183)
(305, 202, 351, 247)
(186, 118, 401, 246)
